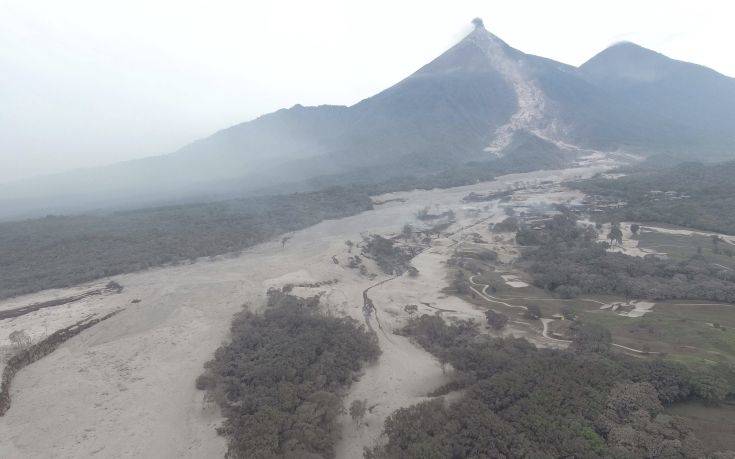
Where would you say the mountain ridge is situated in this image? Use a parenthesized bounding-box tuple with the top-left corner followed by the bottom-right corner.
(2, 19, 735, 219)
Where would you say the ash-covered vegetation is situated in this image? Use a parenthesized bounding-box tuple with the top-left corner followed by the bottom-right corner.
(197, 289, 379, 458)
(361, 235, 419, 276)
(517, 213, 735, 303)
(367, 315, 735, 458)
(1, 309, 121, 416)
(574, 161, 735, 235)
(0, 188, 372, 300)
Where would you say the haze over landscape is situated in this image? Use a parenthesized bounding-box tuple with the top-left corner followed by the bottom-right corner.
(2, 0, 735, 184)
(2, 2, 735, 458)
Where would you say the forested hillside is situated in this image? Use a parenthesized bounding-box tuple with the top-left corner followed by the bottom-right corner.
(574, 161, 735, 234)
(0, 188, 372, 299)
(517, 213, 735, 303)
(368, 315, 734, 458)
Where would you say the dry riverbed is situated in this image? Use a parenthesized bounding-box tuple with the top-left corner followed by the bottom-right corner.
(0, 161, 612, 458)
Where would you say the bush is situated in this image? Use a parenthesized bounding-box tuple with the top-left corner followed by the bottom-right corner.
(571, 321, 611, 354)
(524, 304, 542, 320)
(484, 310, 508, 330)
(493, 217, 519, 233)
(556, 285, 581, 299)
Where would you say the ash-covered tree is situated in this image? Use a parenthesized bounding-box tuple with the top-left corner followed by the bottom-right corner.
(401, 224, 413, 241)
(484, 309, 509, 330)
(349, 399, 367, 428)
(608, 222, 623, 247)
(8, 330, 31, 349)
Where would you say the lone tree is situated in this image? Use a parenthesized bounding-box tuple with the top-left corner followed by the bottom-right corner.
(404, 304, 418, 317)
(485, 310, 508, 330)
(630, 223, 640, 237)
(712, 235, 723, 254)
(401, 224, 413, 241)
(8, 329, 31, 349)
(608, 222, 623, 247)
(349, 399, 367, 428)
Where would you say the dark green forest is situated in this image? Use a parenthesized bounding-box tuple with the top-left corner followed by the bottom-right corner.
(367, 315, 735, 458)
(517, 213, 735, 303)
(574, 161, 735, 235)
(0, 188, 372, 300)
(197, 289, 380, 458)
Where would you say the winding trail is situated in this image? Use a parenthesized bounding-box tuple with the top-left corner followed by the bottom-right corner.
(611, 343, 659, 354)
(540, 318, 571, 343)
(467, 276, 663, 354)
(468, 276, 526, 310)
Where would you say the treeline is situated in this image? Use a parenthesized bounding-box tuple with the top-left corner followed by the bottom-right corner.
(367, 315, 735, 458)
(574, 161, 735, 235)
(0, 187, 372, 300)
(197, 289, 380, 458)
(0, 281, 121, 320)
(1, 309, 121, 416)
(518, 213, 735, 303)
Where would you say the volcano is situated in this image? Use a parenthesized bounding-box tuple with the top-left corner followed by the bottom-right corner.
(3, 19, 735, 218)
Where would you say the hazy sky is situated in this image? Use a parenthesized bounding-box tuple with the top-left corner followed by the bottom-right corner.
(1, 0, 734, 183)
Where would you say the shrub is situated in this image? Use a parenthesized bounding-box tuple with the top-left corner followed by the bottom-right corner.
(484, 310, 508, 330)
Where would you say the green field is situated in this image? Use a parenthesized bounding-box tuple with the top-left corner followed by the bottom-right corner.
(666, 401, 735, 454)
(578, 304, 735, 367)
(458, 261, 735, 368)
(638, 229, 735, 269)
(453, 224, 735, 369)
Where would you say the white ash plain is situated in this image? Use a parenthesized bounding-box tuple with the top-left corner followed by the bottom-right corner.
(0, 160, 612, 458)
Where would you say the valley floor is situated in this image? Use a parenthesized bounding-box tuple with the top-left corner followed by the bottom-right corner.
(0, 162, 610, 458)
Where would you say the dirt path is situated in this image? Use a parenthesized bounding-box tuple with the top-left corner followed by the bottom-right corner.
(611, 343, 659, 354)
(540, 318, 571, 343)
(468, 276, 527, 310)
